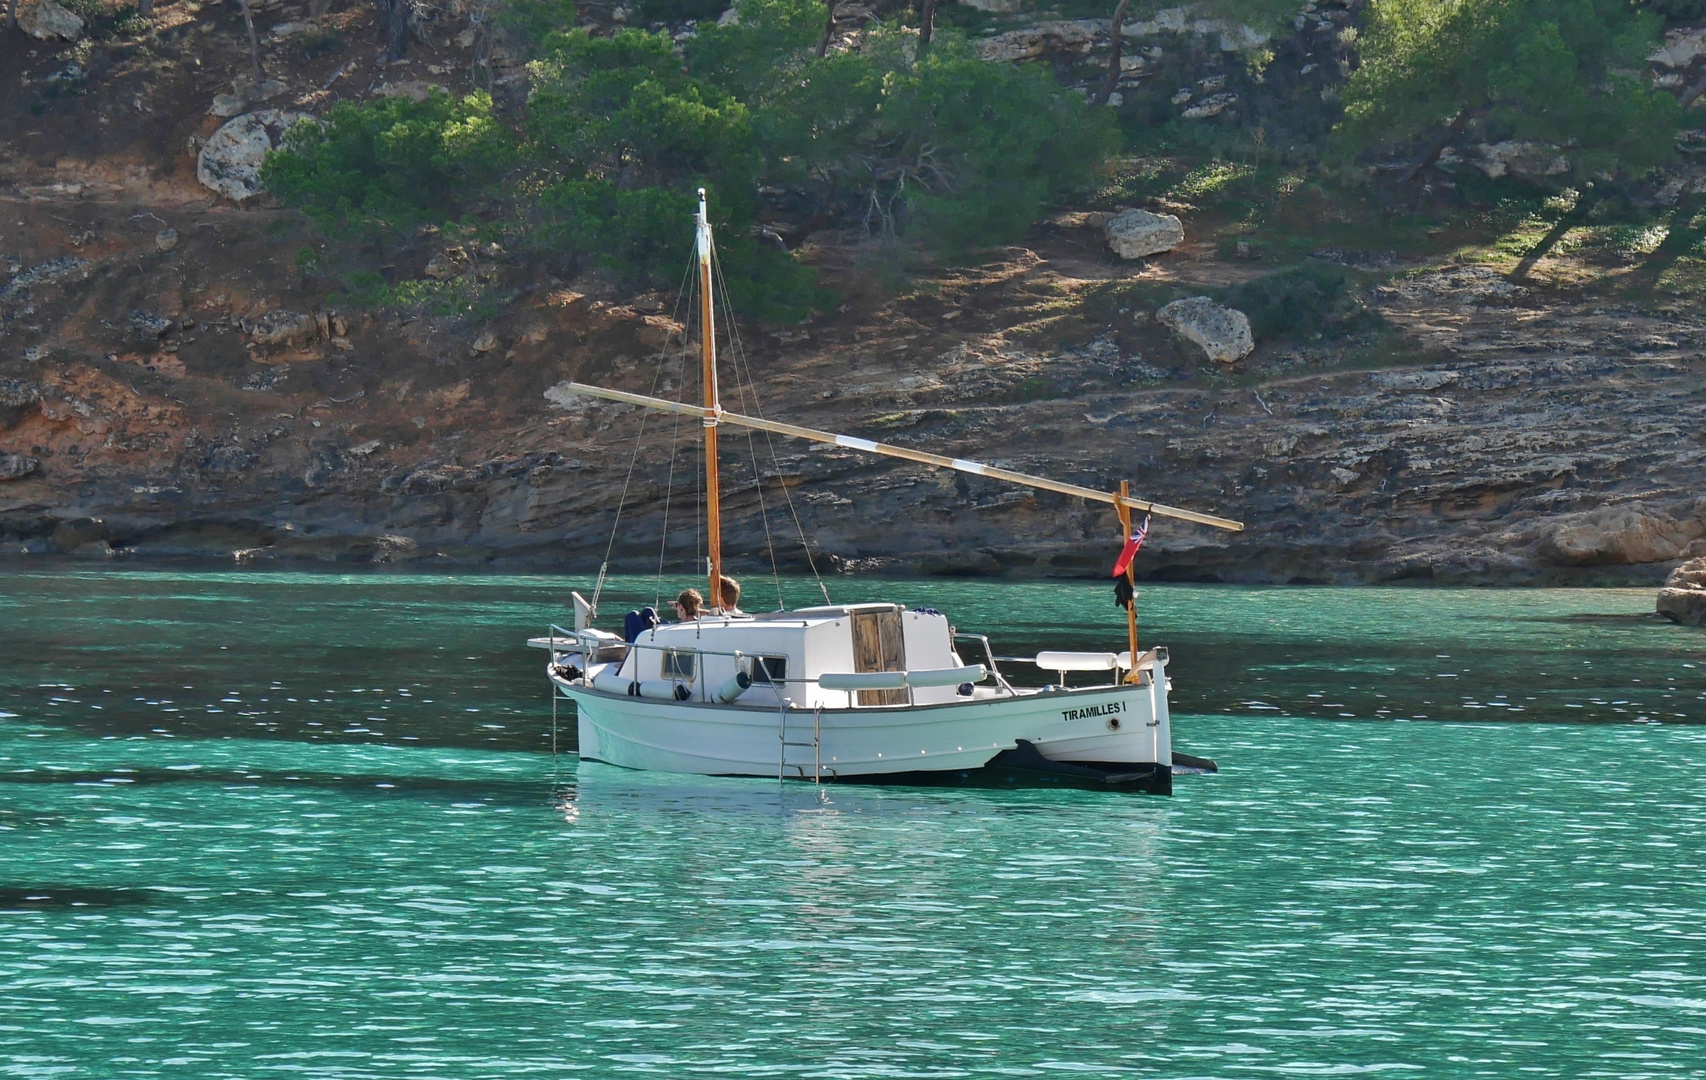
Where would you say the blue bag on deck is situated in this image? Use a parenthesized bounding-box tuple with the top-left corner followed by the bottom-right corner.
(624, 607, 660, 643)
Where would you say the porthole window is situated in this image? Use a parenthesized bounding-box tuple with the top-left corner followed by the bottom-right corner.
(662, 650, 696, 680)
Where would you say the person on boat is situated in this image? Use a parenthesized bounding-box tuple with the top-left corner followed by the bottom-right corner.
(672, 589, 704, 621)
(718, 575, 744, 616)
(623, 606, 660, 643)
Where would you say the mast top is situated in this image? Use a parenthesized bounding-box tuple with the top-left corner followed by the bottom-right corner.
(696, 188, 711, 262)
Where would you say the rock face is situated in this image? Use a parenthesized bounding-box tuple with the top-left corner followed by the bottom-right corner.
(1157, 297, 1254, 363)
(1470, 142, 1570, 183)
(247, 309, 318, 348)
(19, 0, 84, 41)
(197, 110, 310, 202)
(1651, 27, 1706, 72)
(376, 81, 441, 103)
(1123, 5, 1270, 52)
(1540, 502, 1706, 565)
(0, 453, 39, 481)
(1658, 557, 1706, 626)
(1105, 209, 1184, 260)
(977, 19, 1105, 63)
(1182, 93, 1238, 119)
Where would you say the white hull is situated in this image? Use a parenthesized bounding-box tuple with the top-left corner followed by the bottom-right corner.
(554, 670, 1173, 782)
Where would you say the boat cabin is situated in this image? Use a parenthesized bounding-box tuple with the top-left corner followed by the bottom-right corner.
(596, 603, 988, 709)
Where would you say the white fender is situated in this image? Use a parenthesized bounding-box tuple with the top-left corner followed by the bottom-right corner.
(637, 679, 692, 702)
(714, 671, 753, 703)
(905, 664, 986, 688)
(592, 670, 641, 696)
(1036, 651, 1120, 671)
(819, 671, 908, 691)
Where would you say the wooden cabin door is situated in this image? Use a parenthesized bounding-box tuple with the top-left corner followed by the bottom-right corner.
(852, 608, 906, 706)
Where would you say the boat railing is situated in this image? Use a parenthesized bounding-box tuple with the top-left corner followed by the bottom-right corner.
(952, 632, 1017, 695)
(545, 624, 630, 665)
(552, 628, 1156, 703)
(569, 635, 1020, 706)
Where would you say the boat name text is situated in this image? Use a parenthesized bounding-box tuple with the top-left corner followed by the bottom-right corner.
(1061, 701, 1126, 722)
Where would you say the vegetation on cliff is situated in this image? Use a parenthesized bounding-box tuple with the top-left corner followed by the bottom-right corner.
(264, 0, 1115, 320)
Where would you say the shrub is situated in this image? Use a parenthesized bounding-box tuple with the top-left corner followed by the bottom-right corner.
(747, 19, 1118, 251)
(264, 0, 1115, 321)
(261, 91, 516, 230)
(1222, 263, 1384, 340)
(1340, 0, 1678, 183)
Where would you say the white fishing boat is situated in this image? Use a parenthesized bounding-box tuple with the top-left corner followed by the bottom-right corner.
(531, 192, 1243, 793)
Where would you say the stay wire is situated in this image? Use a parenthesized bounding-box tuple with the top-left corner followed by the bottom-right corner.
(707, 259, 784, 610)
(595, 252, 696, 620)
(650, 247, 700, 610)
(709, 247, 832, 607)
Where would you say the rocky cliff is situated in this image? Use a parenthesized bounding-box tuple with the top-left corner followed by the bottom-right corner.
(3, 0, 1704, 584)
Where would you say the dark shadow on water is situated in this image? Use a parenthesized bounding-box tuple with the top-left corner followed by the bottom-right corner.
(0, 886, 162, 910)
(1484, 613, 1670, 626)
(0, 767, 553, 806)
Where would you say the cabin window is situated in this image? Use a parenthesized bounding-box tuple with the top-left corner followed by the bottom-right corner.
(750, 656, 788, 684)
(661, 650, 696, 680)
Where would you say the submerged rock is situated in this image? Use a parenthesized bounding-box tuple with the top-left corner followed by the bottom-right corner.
(1104, 208, 1184, 260)
(1157, 296, 1254, 363)
(1658, 557, 1706, 626)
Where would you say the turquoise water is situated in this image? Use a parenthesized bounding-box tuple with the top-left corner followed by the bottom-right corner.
(3, 566, 1705, 1077)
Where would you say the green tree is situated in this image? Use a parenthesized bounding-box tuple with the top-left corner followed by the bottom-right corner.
(262, 0, 1116, 321)
(260, 91, 517, 229)
(705, 3, 1117, 251)
(1340, 0, 1678, 183)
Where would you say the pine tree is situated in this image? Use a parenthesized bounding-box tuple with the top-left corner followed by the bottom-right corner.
(1341, 0, 1680, 182)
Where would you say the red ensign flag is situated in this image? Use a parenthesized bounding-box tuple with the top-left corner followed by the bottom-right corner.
(1111, 514, 1150, 578)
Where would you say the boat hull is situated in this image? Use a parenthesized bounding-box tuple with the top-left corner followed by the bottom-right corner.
(556, 673, 1173, 782)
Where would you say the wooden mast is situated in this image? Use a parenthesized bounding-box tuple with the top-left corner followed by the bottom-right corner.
(697, 189, 724, 610)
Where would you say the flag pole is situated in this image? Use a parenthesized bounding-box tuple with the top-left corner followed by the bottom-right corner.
(1118, 480, 1140, 684)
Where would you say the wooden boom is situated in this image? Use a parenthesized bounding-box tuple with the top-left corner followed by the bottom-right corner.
(557, 382, 1245, 533)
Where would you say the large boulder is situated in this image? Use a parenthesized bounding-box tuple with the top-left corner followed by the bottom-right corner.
(1122, 6, 1271, 52)
(1540, 503, 1706, 566)
(246, 309, 318, 348)
(1105, 208, 1184, 260)
(1157, 296, 1254, 363)
(19, 0, 84, 40)
(0, 453, 39, 481)
(197, 110, 311, 202)
(1651, 27, 1706, 71)
(977, 19, 1105, 63)
(1658, 557, 1706, 626)
(1470, 141, 1570, 184)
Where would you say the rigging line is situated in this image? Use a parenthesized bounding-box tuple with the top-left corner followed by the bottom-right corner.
(709, 247, 832, 606)
(707, 258, 783, 610)
(594, 251, 697, 619)
(651, 245, 701, 610)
